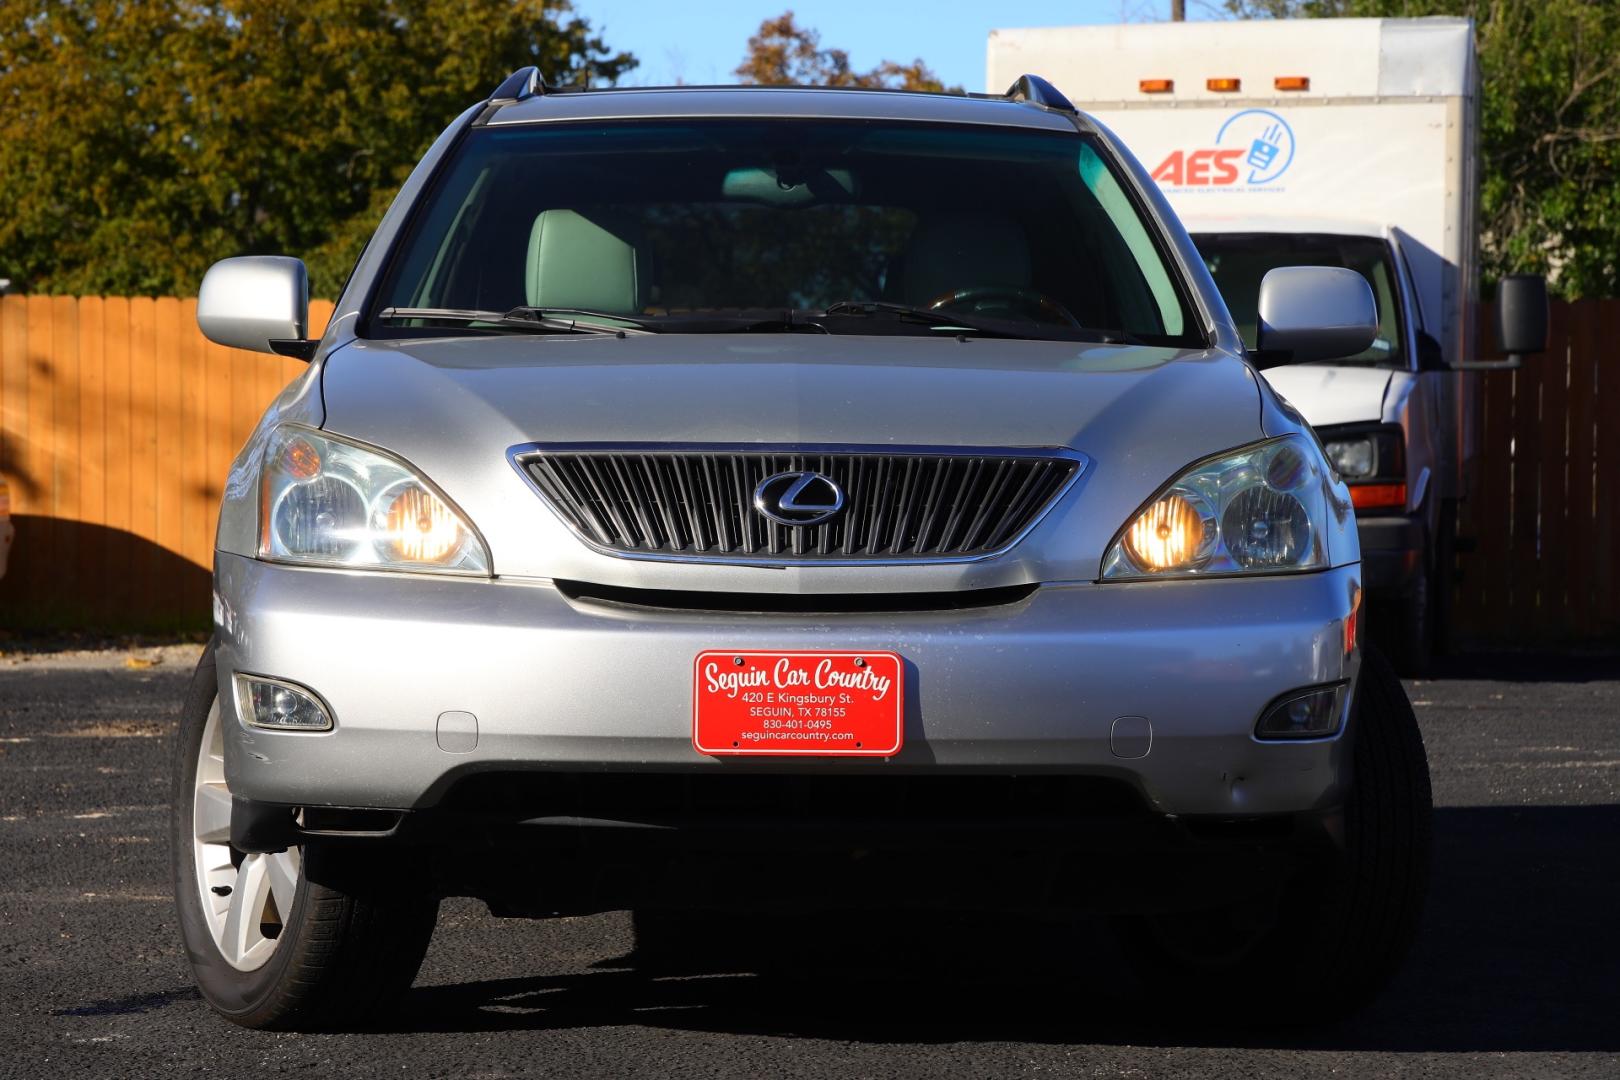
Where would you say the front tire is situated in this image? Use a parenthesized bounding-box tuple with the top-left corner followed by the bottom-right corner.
(171, 643, 439, 1030)
(1116, 647, 1432, 1021)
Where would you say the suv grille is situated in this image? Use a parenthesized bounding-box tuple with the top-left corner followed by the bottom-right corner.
(516, 446, 1081, 561)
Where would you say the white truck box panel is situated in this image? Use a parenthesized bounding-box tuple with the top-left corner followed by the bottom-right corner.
(987, 17, 1476, 362)
(1082, 103, 1451, 339)
(985, 19, 1471, 101)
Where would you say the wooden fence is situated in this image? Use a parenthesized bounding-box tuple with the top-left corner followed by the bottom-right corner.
(0, 296, 325, 631)
(1452, 299, 1620, 646)
(0, 294, 1616, 643)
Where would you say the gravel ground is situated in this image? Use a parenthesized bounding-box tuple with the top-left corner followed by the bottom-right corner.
(1, 646, 1616, 1078)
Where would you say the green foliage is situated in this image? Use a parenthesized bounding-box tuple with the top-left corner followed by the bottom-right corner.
(0, 1, 635, 296)
(1223, 0, 1352, 15)
(736, 11, 959, 94)
(1223, 0, 1620, 298)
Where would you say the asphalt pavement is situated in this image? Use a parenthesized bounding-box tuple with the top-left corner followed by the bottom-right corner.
(1, 644, 1616, 1078)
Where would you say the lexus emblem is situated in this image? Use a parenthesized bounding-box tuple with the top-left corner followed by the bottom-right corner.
(753, 471, 846, 526)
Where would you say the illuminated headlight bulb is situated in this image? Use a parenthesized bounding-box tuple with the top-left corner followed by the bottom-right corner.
(379, 483, 465, 564)
(1122, 489, 1215, 573)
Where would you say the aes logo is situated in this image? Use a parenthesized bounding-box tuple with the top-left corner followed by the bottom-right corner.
(1151, 109, 1296, 189)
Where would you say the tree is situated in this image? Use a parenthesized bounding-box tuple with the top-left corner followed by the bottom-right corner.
(1223, 0, 1351, 13)
(1222, 0, 1620, 298)
(0, 1, 636, 296)
(735, 12, 958, 94)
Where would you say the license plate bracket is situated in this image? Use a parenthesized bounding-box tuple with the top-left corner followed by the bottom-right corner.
(692, 650, 904, 757)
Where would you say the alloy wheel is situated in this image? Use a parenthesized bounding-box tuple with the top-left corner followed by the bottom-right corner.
(191, 699, 300, 971)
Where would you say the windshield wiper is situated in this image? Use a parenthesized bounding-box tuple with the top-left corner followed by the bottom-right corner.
(816, 300, 1036, 339)
(505, 306, 667, 333)
(815, 300, 1148, 344)
(378, 302, 1146, 344)
(376, 307, 652, 336)
(502, 306, 824, 335)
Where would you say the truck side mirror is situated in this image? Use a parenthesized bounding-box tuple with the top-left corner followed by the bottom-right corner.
(1253, 266, 1378, 365)
(1416, 330, 1444, 370)
(1494, 274, 1548, 360)
(197, 256, 316, 361)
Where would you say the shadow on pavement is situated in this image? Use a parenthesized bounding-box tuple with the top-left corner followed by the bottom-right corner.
(1421, 652, 1620, 683)
(391, 803, 1620, 1052)
(51, 987, 201, 1018)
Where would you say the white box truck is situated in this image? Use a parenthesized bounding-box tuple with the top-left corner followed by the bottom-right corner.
(989, 17, 1547, 671)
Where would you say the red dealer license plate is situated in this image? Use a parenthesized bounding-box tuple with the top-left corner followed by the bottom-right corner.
(693, 650, 904, 757)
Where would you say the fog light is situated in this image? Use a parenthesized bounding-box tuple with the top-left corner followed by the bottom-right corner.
(235, 675, 334, 731)
(1255, 685, 1345, 740)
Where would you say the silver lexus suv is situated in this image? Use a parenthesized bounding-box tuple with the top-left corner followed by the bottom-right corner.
(174, 71, 1431, 1029)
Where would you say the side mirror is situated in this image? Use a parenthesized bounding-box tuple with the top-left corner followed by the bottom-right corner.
(1494, 274, 1548, 359)
(1416, 329, 1445, 370)
(197, 256, 315, 360)
(1253, 266, 1378, 365)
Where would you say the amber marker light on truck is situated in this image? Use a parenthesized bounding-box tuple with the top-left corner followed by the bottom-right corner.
(1207, 77, 1241, 92)
(1349, 482, 1407, 510)
(1274, 76, 1311, 91)
(1139, 78, 1174, 93)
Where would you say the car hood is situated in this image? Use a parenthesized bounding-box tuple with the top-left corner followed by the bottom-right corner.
(1261, 365, 1392, 428)
(319, 333, 1266, 589)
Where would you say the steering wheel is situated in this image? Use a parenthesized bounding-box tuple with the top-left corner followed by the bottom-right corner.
(926, 285, 1083, 329)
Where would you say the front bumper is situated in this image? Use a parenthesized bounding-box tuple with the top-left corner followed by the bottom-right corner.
(1356, 513, 1424, 590)
(214, 552, 1360, 819)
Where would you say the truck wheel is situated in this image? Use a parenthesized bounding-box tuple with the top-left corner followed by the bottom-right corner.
(171, 643, 439, 1030)
(1115, 647, 1432, 1021)
(1390, 562, 1435, 677)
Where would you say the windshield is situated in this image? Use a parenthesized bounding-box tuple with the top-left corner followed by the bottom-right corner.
(1195, 233, 1405, 367)
(369, 120, 1200, 345)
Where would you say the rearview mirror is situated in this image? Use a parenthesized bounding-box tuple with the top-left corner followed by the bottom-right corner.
(197, 256, 315, 360)
(1494, 274, 1548, 358)
(1254, 266, 1378, 364)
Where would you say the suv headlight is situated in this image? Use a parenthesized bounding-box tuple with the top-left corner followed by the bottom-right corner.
(1101, 435, 1334, 580)
(259, 426, 490, 575)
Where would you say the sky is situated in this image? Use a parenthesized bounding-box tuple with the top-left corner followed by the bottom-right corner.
(578, 0, 1220, 94)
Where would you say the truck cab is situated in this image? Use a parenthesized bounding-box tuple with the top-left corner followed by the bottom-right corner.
(989, 16, 1547, 671)
(1188, 217, 1442, 666)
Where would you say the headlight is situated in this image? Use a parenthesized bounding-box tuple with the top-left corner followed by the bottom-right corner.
(1101, 435, 1334, 579)
(1319, 424, 1406, 511)
(1323, 436, 1376, 479)
(259, 426, 490, 574)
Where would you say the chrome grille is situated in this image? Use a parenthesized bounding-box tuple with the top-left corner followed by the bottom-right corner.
(515, 446, 1081, 562)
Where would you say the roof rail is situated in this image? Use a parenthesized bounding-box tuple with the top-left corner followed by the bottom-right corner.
(489, 66, 550, 105)
(1003, 74, 1074, 113)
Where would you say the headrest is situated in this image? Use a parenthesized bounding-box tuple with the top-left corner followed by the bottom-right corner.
(899, 213, 1031, 306)
(525, 210, 648, 312)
